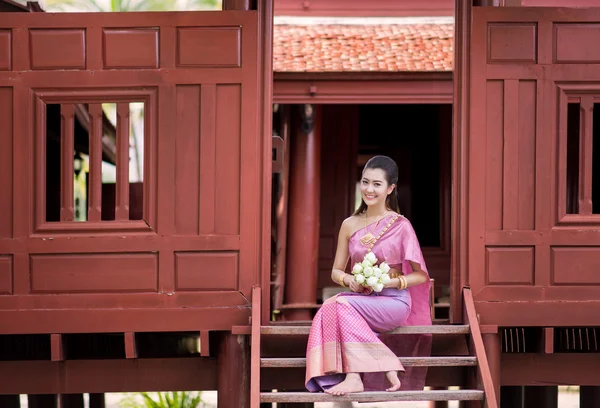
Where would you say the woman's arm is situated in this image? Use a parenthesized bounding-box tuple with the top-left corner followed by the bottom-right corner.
(384, 261, 428, 289)
(330, 219, 364, 292)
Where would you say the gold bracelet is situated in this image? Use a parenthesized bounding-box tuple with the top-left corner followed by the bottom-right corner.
(339, 274, 347, 288)
(397, 275, 407, 290)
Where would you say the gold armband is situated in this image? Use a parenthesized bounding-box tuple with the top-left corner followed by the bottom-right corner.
(339, 274, 347, 288)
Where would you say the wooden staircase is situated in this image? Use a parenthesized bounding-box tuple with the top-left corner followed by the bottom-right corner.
(249, 287, 498, 407)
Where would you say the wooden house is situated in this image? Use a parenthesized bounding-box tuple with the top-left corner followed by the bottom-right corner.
(0, 0, 600, 406)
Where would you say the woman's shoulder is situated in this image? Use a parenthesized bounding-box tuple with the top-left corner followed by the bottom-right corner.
(340, 214, 363, 233)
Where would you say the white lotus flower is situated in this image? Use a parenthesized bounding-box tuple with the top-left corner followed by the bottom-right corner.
(355, 274, 365, 284)
(373, 267, 382, 278)
(373, 283, 384, 292)
(365, 252, 378, 265)
(363, 266, 374, 277)
(352, 263, 363, 275)
(381, 274, 391, 284)
(366, 276, 378, 287)
(361, 259, 372, 268)
(379, 262, 391, 274)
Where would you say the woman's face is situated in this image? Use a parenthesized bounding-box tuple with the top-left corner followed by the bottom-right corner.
(360, 168, 395, 208)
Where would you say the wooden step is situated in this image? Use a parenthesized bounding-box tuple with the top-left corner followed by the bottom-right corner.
(261, 325, 470, 336)
(261, 356, 477, 368)
(260, 390, 485, 403)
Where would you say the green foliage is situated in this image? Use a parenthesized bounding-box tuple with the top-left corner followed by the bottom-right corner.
(119, 392, 206, 408)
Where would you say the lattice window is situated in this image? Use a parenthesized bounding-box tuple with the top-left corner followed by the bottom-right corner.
(35, 89, 156, 233)
(557, 85, 600, 224)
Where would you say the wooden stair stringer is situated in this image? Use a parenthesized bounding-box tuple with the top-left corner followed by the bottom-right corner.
(463, 287, 499, 408)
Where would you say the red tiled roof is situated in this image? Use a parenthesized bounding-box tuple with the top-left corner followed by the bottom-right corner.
(273, 23, 454, 73)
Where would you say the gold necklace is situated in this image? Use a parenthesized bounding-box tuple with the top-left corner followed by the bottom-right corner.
(360, 210, 387, 247)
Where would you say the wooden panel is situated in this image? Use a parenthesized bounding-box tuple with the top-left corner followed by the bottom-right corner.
(486, 247, 534, 285)
(175, 252, 238, 291)
(102, 28, 159, 69)
(30, 253, 158, 293)
(485, 81, 504, 230)
(0, 87, 12, 238)
(517, 80, 536, 230)
(0, 30, 10, 70)
(199, 84, 217, 235)
(29, 29, 86, 70)
(215, 85, 241, 235)
(551, 247, 600, 285)
(554, 24, 600, 63)
(0, 256, 12, 294)
(488, 23, 537, 63)
(177, 27, 241, 68)
(174, 85, 200, 235)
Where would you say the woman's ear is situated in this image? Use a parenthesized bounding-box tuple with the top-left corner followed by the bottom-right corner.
(387, 184, 396, 196)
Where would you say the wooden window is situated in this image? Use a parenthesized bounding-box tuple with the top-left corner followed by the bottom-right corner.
(35, 89, 157, 233)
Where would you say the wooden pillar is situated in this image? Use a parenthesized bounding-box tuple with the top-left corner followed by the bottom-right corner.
(581, 386, 600, 408)
(28, 395, 57, 408)
(524, 386, 558, 408)
(501, 386, 523, 408)
(60, 394, 84, 408)
(482, 332, 501, 406)
(89, 394, 106, 408)
(284, 104, 322, 321)
(0, 395, 20, 408)
(217, 332, 250, 408)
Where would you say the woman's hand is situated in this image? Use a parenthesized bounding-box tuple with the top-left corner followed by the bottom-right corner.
(348, 279, 372, 295)
(348, 279, 364, 293)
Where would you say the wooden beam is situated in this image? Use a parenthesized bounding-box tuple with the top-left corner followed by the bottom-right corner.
(0, 307, 250, 334)
(475, 301, 600, 326)
(0, 358, 218, 395)
(274, 76, 453, 104)
(502, 354, 600, 386)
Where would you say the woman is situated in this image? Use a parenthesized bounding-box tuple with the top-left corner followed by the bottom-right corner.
(305, 155, 432, 396)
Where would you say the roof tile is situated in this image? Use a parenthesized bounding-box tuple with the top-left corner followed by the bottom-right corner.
(273, 23, 454, 72)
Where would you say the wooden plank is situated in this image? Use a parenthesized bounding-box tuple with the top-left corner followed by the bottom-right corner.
(250, 286, 261, 408)
(115, 102, 130, 221)
(463, 288, 499, 408)
(51, 334, 64, 361)
(200, 331, 210, 356)
(579, 95, 594, 215)
(260, 390, 484, 403)
(124, 332, 136, 359)
(261, 325, 470, 336)
(87, 103, 103, 222)
(260, 357, 478, 368)
(60, 104, 75, 222)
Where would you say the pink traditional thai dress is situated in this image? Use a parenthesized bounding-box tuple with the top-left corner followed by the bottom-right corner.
(305, 214, 432, 392)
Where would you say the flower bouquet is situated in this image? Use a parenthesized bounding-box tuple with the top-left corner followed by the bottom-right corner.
(351, 252, 392, 293)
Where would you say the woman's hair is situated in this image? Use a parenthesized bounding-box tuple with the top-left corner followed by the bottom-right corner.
(353, 155, 400, 215)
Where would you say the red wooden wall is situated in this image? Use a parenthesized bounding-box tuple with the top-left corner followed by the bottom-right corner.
(464, 7, 600, 326)
(0, 11, 267, 334)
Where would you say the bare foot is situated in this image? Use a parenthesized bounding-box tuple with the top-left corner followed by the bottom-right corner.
(325, 373, 364, 396)
(385, 371, 401, 392)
